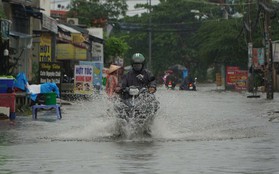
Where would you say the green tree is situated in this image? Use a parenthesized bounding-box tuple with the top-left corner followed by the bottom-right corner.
(67, 0, 128, 27)
(191, 19, 247, 65)
(104, 36, 130, 65)
(115, 0, 269, 81)
(116, 0, 222, 78)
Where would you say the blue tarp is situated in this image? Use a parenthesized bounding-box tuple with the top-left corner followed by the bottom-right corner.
(41, 82, 60, 98)
(14, 72, 60, 101)
(14, 72, 28, 90)
(30, 82, 60, 101)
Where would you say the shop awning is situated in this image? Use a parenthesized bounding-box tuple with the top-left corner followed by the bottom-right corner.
(9, 31, 32, 49)
(58, 24, 81, 34)
(42, 14, 58, 33)
(89, 35, 104, 44)
(64, 24, 89, 35)
(9, 31, 32, 39)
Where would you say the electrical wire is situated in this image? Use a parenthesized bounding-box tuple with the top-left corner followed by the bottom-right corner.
(126, 0, 256, 6)
(50, 0, 70, 4)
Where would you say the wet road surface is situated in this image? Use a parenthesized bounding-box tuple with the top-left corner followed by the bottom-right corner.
(1, 83, 279, 174)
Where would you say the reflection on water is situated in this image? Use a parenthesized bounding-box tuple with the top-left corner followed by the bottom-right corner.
(115, 141, 160, 174)
(1, 84, 279, 173)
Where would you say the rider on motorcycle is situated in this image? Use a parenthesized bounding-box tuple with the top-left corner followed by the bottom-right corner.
(165, 70, 177, 89)
(120, 53, 157, 100)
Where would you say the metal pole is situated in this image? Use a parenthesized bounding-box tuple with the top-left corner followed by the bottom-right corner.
(148, 0, 152, 70)
(264, 0, 273, 99)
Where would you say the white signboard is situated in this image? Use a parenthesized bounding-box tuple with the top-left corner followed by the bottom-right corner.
(91, 42, 103, 62)
(88, 28, 104, 63)
(74, 65, 93, 94)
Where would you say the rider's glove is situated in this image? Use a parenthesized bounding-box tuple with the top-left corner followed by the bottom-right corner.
(136, 74, 144, 81)
(148, 87, 156, 94)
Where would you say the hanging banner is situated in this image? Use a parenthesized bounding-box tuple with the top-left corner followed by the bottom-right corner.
(92, 62, 103, 88)
(252, 48, 265, 69)
(257, 48, 265, 66)
(74, 65, 93, 94)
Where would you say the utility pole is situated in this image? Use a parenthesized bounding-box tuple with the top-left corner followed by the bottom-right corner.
(263, 0, 273, 99)
(148, 0, 152, 70)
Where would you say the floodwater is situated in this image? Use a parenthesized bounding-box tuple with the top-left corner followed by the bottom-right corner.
(1, 83, 279, 174)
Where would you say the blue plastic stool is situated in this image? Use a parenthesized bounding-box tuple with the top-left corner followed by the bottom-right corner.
(32, 104, 62, 120)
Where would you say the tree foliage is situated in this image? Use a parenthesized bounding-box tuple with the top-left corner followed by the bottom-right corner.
(114, 0, 279, 81)
(117, 0, 225, 78)
(191, 19, 247, 67)
(104, 36, 130, 65)
(67, 0, 279, 81)
(67, 0, 128, 27)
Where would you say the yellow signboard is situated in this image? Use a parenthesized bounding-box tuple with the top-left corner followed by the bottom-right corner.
(75, 46, 87, 60)
(216, 73, 222, 86)
(72, 33, 85, 43)
(56, 44, 86, 60)
(40, 33, 52, 62)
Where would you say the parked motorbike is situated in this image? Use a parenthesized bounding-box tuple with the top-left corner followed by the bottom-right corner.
(62, 74, 74, 83)
(113, 86, 159, 138)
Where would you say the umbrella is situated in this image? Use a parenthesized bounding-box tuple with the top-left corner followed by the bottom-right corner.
(166, 69, 173, 73)
(168, 64, 187, 80)
(168, 64, 187, 73)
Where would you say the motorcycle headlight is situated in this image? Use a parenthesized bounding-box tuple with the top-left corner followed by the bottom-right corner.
(129, 88, 139, 96)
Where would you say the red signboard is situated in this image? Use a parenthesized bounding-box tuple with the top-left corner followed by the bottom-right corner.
(226, 66, 240, 85)
(235, 70, 248, 90)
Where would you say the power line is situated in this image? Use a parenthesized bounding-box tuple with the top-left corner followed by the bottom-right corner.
(50, 0, 70, 4)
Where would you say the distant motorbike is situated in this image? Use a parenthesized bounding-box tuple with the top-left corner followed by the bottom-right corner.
(187, 82, 196, 90)
(114, 86, 159, 137)
(166, 81, 176, 90)
(179, 77, 197, 91)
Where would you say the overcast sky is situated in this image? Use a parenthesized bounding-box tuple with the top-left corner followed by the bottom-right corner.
(51, 0, 160, 16)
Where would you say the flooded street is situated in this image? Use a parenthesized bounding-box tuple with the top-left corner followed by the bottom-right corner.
(1, 83, 279, 174)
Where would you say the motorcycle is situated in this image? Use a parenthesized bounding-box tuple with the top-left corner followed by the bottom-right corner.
(187, 81, 196, 91)
(166, 81, 176, 90)
(113, 86, 159, 138)
(179, 77, 197, 91)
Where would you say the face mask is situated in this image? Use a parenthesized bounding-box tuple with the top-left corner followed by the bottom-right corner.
(132, 63, 143, 72)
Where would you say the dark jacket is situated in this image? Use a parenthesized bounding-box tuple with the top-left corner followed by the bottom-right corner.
(121, 69, 156, 99)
